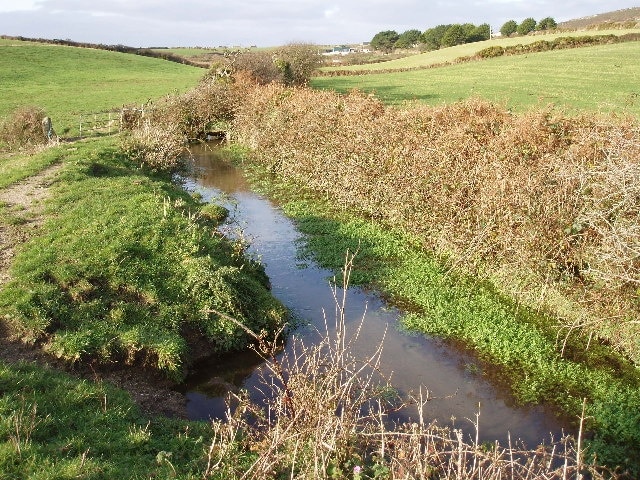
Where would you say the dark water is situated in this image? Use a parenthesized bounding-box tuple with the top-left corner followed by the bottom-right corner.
(178, 144, 570, 446)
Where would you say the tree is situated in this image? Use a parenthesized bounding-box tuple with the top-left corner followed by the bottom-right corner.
(537, 17, 557, 31)
(371, 30, 400, 53)
(500, 20, 518, 37)
(394, 29, 423, 49)
(422, 24, 450, 50)
(517, 18, 537, 35)
(441, 24, 467, 47)
(275, 43, 323, 86)
(232, 43, 322, 86)
(469, 23, 491, 42)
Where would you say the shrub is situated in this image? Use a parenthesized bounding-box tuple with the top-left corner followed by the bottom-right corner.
(120, 121, 187, 170)
(477, 45, 505, 58)
(232, 84, 640, 366)
(0, 106, 49, 151)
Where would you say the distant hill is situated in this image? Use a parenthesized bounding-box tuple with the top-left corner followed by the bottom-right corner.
(559, 7, 640, 30)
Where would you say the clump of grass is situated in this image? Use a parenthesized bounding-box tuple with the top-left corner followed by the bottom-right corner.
(0, 136, 286, 379)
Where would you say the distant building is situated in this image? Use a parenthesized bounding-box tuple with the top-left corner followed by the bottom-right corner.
(322, 45, 355, 56)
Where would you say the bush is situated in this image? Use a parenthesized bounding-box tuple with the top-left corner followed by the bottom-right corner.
(120, 74, 251, 170)
(0, 106, 49, 151)
(477, 46, 505, 58)
(232, 84, 640, 366)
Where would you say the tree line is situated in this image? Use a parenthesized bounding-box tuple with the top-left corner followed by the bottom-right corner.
(370, 17, 558, 53)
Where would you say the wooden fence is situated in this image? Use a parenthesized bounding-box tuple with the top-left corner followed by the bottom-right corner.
(78, 106, 146, 138)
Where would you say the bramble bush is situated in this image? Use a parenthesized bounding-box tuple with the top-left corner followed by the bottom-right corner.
(231, 82, 640, 366)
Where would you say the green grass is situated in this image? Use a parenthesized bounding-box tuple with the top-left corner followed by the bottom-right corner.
(0, 360, 253, 479)
(0, 149, 64, 189)
(0, 42, 205, 136)
(0, 137, 286, 379)
(321, 29, 640, 72)
(312, 41, 640, 116)
(244, 162, 640, 474)
(151, 47, 224, 57)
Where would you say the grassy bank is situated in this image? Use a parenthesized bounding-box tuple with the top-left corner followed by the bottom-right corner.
(312, 41, 640, 116)
(0, 137, 286, 379)
(0, 360, 234, 478)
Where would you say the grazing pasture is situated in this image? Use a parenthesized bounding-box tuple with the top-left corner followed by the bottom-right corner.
(321, 28, 640, 72)
(313, 40, 640, 117)
(0, 42, 204, 135)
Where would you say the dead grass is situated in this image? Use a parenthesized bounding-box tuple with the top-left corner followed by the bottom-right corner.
(201, 253, 601, 479)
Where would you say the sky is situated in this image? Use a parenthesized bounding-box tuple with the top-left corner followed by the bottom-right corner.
(0, 0, 638, 48)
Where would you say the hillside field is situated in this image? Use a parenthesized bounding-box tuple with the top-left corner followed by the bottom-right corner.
(313, 40, 640, 116)
(0, 42, 205, 135)
(321, 28, 640, 72)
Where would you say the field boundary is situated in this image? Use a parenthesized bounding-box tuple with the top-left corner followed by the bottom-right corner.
(76, 106, 147, 138)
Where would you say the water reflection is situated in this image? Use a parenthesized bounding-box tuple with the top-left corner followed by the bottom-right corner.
(178, 144, 570, 446)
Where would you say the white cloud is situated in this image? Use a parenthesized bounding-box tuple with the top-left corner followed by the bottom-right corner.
(324, 6, 340, 19)
(0, 0, 638, 47)
(0, 0, 42, 12)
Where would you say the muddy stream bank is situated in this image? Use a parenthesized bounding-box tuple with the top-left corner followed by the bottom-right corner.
(177, 144, 570, 447)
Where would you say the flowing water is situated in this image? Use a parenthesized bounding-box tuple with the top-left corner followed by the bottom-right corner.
(178, 144, 570, 446)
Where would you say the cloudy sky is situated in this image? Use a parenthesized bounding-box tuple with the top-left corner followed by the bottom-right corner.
(0, 0, 638, 47)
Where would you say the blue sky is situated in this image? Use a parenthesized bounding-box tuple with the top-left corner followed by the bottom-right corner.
(0, 0, 638, 47)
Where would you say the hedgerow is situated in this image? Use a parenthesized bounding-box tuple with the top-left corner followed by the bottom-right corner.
(231, 83, 640, 367)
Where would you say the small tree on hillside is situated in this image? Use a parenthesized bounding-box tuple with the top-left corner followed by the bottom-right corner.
(371, 30, 400, 53)
(500, 20, 518, 36)
(441, 24, 467, 47)
(423, 24, 451, 50)
(517, 17, 537, 35)
(537, 17, 558, 31)
(394, 29, 423, 49)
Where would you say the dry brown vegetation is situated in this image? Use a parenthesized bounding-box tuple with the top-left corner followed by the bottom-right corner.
(119, 74, 248, 169)
(0, 106, 51, 151)
(559, 7, 640, 30)
(231, 83, 640, 366)
(203, 256, 596, 479)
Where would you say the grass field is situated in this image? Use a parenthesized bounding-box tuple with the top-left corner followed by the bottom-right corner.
(321, 29, 640, 72)
(0, 42, 205, 135)
(312, 41, 640, 116)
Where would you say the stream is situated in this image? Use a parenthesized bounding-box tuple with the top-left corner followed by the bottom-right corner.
(177, 144, 570, 447)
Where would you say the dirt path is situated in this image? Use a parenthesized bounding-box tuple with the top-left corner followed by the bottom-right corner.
(0, 162, 62, 286)
(0, 161, 188, 418)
